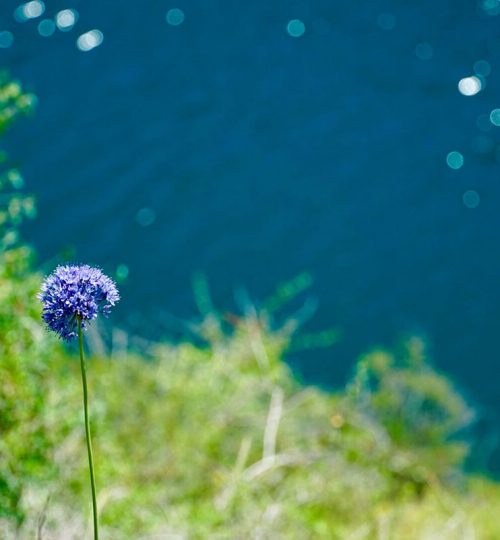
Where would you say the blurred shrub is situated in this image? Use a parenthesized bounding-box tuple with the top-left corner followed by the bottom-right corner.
(2, 285, 500, 538)
(0, 74, 37, 252)
(0, 74, 53, 527)
(342, 340, 474, 494)
(0, 247, 65, 526)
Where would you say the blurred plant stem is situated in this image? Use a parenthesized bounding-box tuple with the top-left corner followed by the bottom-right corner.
(78, 317, 99, 540)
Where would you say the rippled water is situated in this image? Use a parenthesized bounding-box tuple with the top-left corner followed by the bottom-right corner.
(2, 1, 500, 465)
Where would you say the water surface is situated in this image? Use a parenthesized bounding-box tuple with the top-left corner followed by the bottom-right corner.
(2, 0, 500, 466)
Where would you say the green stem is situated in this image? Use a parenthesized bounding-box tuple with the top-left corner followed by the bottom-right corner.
(78, 318, 99, 540)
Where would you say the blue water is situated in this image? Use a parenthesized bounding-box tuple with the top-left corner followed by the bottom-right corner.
(2, 1, 500, 465)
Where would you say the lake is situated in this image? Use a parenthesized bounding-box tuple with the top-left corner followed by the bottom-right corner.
(2, 0, 500, 468)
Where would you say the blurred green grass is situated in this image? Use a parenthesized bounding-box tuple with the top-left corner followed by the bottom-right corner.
(1, 75, 500, 539)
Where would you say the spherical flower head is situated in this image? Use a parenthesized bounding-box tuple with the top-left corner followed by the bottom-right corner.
(38, 264, 120, 341)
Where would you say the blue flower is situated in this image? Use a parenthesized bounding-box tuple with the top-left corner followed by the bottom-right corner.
(39, 264, 120, 341)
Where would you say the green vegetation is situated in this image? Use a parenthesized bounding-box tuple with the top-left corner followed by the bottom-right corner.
(2, 76, 500, 539)
(0, 74, 36, 252)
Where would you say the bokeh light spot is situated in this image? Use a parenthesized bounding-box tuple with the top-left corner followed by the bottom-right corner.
(25, 1, 44, 18)
(415, 42, 433, 60)
(446, 151, 464, 170)
(458, 76, 482, 96)
(136, 207, 156, 227)
(482, 0, 500, 15)
(76, 29, 103, 52)
(166, 8, 185, 26)
(116, 264, 129, 282)
(462, 190, 480, 208)
(377, 13, 396, 30)
(490, 109, 500, 126)
(287, 19, 305, 37)
(56, 9, 78, 31)
(0, 31, 14, 48)
(14, 1, 45, 22)
(38, 18, 55, 37)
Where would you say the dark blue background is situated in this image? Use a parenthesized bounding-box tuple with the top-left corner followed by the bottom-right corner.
(2, 1, 500, 466)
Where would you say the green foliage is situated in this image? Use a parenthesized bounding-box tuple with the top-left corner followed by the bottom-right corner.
(342, 341, 474, 492)
(0, 248, 57, 525)
(0, 75, 50, 527)
(1, 270, 500, 538)
(0, 74, 37, 251)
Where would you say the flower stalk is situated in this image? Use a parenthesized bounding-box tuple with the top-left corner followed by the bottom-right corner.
(78, 317, 99, 540)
